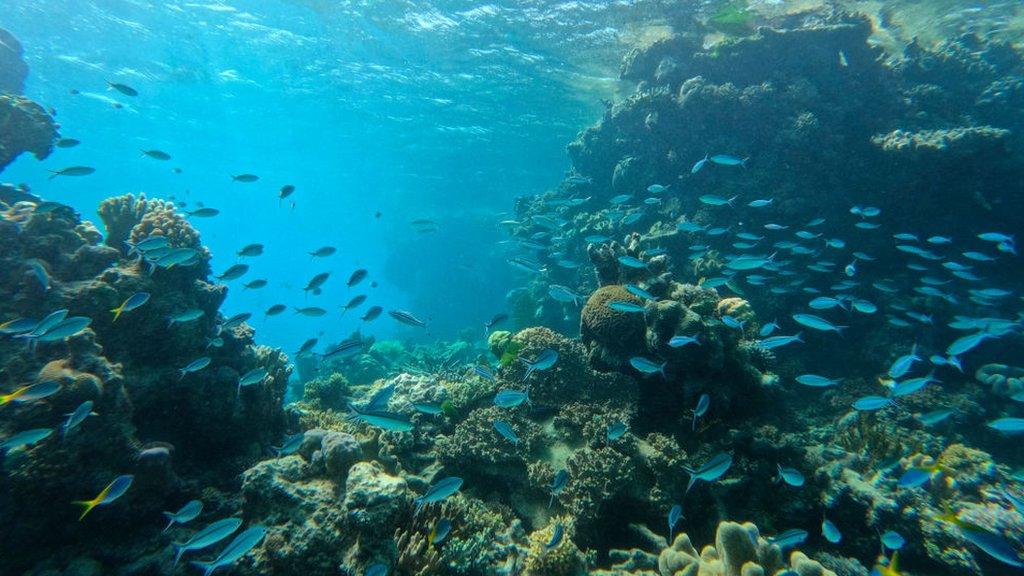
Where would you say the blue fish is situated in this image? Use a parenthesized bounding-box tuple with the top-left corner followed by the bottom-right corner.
(493, 420, 519, 445)
(521, 349, 558, 380)
(888, 345, 920, 379)
(691, 154, 709, 174)
(692, 394, 709, 431)
(473, 365, 496, 382)
(606, 421, 627, 442)
(988, 418, 1024, 433)
(548, 469, 568, 508)
(494, 389, 530, 408)
(822, 518, 841, 544)
(853, 396, 896, 411)
(624, 284, 656, 301)
(881, 530, 905, 550)
(545, 523, 564, 550)
(682, 452, 732, 493)
(792, 314, 845, 333)
(667, 504, 683, 543)
(608, 301, 646, 314)
(759, 320, 779, 337)
(617, 255, 647, 269)
(669, 335, 700, 348)
(629, 357, 666, 378)
(758, 333, 803, 350)
(163, 499, 203, 533)
(769, 528, 808, 550)
(776, 464, 805, 487)
(414, 477, 464, 513)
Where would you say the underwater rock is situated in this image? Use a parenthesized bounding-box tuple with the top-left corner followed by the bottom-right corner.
(343, 461, 413, 536)
(871, 125, 1011, 157)
(581, 285, 648, 355)
(0, 28, 29, 94)
(321, 431, 363, 480)
(0, 94, 58, 172)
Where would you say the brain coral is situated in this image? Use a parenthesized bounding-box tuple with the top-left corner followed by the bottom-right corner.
(581, 285, 648, 355)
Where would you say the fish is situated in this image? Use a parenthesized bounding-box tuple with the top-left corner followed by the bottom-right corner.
(891, 373, 938, 398)
(389, 309, 427, 328)
(624, 284, 656, 301)
(809, 296, 846, 311)
(347, 269, 368, 287)
(366, 564, 388, 576)
(493, 420, 519, 445)
(936, 512, 1024, 568)
(548, 469, 569, 508)
(412, 402, 443, 415)
(494, 389, 530, 408)
(548, 285, 582, 305)
(189, 526, 266, 576)
(647, 184, 669, 194)
(303, 272, 330, 294)
(769, 529, 808, 550)
(0, 428, 53, 451)
(1, 381, 61, 405)
(294, 307, 327, 317)
(231, 174, 259, 182)
(141, 149, 171, 161)
(179, 357, 212, 379)
(162, 499, 203, 533)
(62, 400, 96, 438)
(822, 518, 842, 544)
(545, 523, 564, 550)
(107, 81, 138, 96)
(25, 309, 69, 338)
(726, 254, 774, 271)
(617, 255, 647, 269)
(237, 368, 269, 393)
(263, 304, 286, 318)
(630, 356, 666, 377)
(608, 301, 646, 314)
(987, 418, 1024, 433)
(271, 433, 305, 456)
(721, 315, 745, 330)
(917, 408, 955, 426)
(521, 349, 558, 380)
(361, 306, 383, 322)
(757, 333, 803, 350)
(185, 208, 219, 218)
(172, 517, 244, 566)
(430, 518, 452, 545)
(692, 393, 709, 430)
(222, 312, 252, 329)
(485, 313, 508, 333)
(55, 138, 80, 148)
(30, 316, 91, 343)
(584, 234, 611, 243)
(853, 396, 895, 411)
(668, 504, 683, 542)
(348, 402, 414, 432)
(682, 452, 732, 493)
(698, 194, 736, 206)
(73, 474, 133, 520)
(888, 345, 920, 379)
(606, 421, 627, 442)
(474, 365, 496, 382)
(795, 374, 842, 387)
(691, 154, 709, 174)
(881, 530, 905, 550)
(322, 338, 364, 360)
(748, 199, 773, 208)
(237, 244, 264, 257)
(776, 464, 805, 487)
(946, 332, 990, 356)
(669, 335, 700, 348)
(111, 292, 150, 321)
(414, 476, 463, 513)
(897, 464, 946, 489)
(25, 259, 49, 290)
(48, 166, 96, 179)
(279, 185, 295, 200)
(710, 154, 747, 167)
(791, 314, 845, 333)
(216, 264, 249, 281)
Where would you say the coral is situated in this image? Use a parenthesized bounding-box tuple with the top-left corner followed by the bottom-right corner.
(342, 461, 413, 536)
(0, 94, 57, 172)
(0, 28, 29, 94)
(581, 285, 648, 355)
(975, 363, 1024, 397)
(302, 372, 351, 410)
(870, 126, 1011, 156)
(522, 517, 592, 576)
(658, 521, 836, 576)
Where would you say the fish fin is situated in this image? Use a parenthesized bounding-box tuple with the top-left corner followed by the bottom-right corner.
(72, 499, 97, 521)
(189, 560, 216, 576)
(685, 475, 697, 494)
(111, 306, 123, 321)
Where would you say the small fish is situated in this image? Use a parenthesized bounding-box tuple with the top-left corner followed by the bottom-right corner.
(48, 166, 95, 179)
(168, 309, 204, 326)
(55, 138, 80, 148)
(162, 500, 203, 533)
(294, 306, 327, 317)
(73, 474, 133, 520)
(271, 433, 305, 456)
(107, 82, 138, 96)
(172, 518, 244, 566)
(189, 526, 266, 576)
(769, 529, 808, 550)
(279, 185, 295, 200)
(888, 345, 920, 379)
(692, 393, 709, 431)
(795, 374, 842, 388)
(237, 368, 269, 393)
(361, 306, 383, 322)
(617, 255, 647, 269)
(185, 207, 219, 218)
(414, 477, 463, 513)
(606, 421, 627, 442)
(412, 402, 443, 415)
(647, 184, 669, 194)
(141, 149, 171, 161)
(430, 518, 452, 546)
(111, 292, 150, 322)
(243, 279, 267, 290)
(216, 264, 249, 281)
(548, 285, 582, 305)
(494, 389, 530, 408)
(937, 512, 1024, 568)
(917, 408, 955, 426)
(0, 428, 53, 451)
(822, 518, 842, 544)
(493, 420, 519, 445)
(897, 464, 945, 489)
(669, 335, 700, 348)
(231, 174, 259, 182)
(222, 312, 252, 329)
(629, 356, 666, 378)
(853, 396, 895, 411)
(341, 295, 367, 315)
(946, 332, 990, 356)
(1, 381, 61, 405)
(748, 198, 773, 208)
(347, 268, 368, 287)
(792, 314, 845, 333)
(624, 284, 656, 301)
(608, 301, 645, 313)
(545, 523, 564, 550)
(473, 365, 496, 382)
(303, 272, 330, 294)
(776, 464, 805, 487)
(179, 357, 212, 379)
(389, 309, 427, 328)
(691, 154, 709, 174)
(988, 418, 1024, 433)
(698, 194, 736, 207)
(548, 469, 568, 508)
(721, 315, 744, 330)
(881, 530, 905, 550)
(758, 333, 803, 350)
(484, 313, 508, 333)
(668, 504, 683, 542)
(348, 405, 414, 432)
(710, 154, 747, 167)
(62, 400, 97, 438)
(237, 243, 264, 257)
(521, 349, 558, 380)
(683, 452, 732, 493)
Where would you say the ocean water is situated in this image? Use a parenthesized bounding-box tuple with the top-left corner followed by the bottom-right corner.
(2, 1, 1024, 576)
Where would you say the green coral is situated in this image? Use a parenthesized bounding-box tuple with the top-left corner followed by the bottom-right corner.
(302, 372, 350, 411)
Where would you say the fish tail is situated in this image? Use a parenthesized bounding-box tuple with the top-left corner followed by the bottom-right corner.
(161, 516, 175, 533)
(111, 306, 123, 321)
(685, 475, 697, 494)
(72, 499, 97, 521)
(48, 171, 59, 180)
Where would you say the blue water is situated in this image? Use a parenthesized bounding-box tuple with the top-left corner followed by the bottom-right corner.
(2, 0, 631, 352)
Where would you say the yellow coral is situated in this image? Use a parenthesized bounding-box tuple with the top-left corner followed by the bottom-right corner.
(523, 516, 590, 576)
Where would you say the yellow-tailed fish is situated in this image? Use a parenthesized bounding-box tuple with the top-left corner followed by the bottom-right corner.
(72, 474, 134, 521)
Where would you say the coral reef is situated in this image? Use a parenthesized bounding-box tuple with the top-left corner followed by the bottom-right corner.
(0, 94, 57, 172)
(0, 28, 29, 94)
